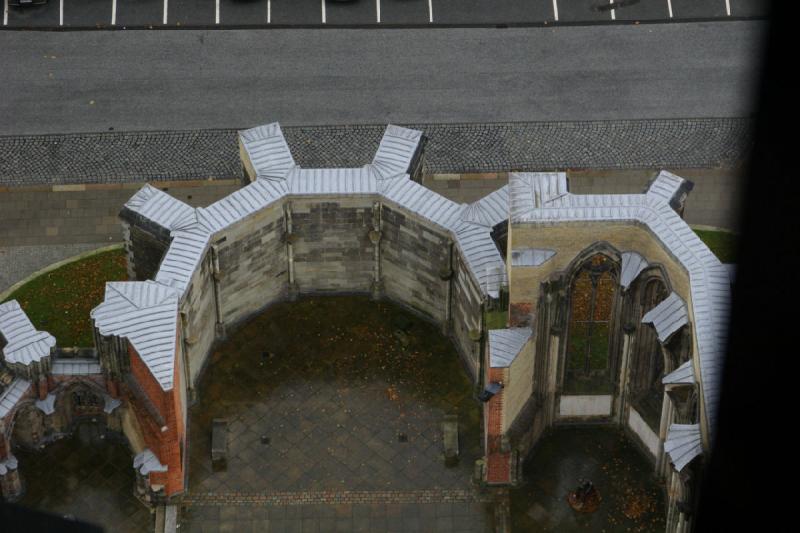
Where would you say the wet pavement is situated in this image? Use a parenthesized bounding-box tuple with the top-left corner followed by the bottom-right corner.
(15, 421, 152, 533)
(182, 295, 491, 531)
(510, 427, 665, 532)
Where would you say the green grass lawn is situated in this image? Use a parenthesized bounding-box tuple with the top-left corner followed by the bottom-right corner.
(3, 248, 128, 347)
(693, 228, 737, 263)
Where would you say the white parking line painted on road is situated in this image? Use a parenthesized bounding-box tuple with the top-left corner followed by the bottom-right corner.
(3, 0, 8, 27)
(163, 0, 168, 25)
(428, 0, 433, 23)
(552, 0, 558, 21)
(725, 0, 730, 16)
(321, 0, 326, 24)
(609, 0, 615, 21)
(59, 0, 63, 26)
(376, 0, 380, 23)
(111, 0, 116, 25)
(666, 0, 672, 18)
(215, 0, 220, 24)
(267, 0, 270, 23)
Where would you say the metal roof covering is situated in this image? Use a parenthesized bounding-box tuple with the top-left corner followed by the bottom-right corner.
(489, 328, 532, 368)
(460, 186, 509, 228)
(0, 454, 18, 475)
(509, 172, 569, 220)
(662, 359, 695, 385)
(239, 122, 296, 181)
(91, 281, 180, 390)
(620, 251, 649, 289)
(133, 448, 168, 475)
(0, 300, 56, 367)
(511, 248, 556, 267)
(509, 171, 730, 444)
(646, 170, 690, 206)
(371, 124, 423, 180)
(0, 378, 30, 419)
(52, 358, 103, 376)
(641, 292, 689, 343)
(664, 423, 703, 471)
(98, 123, 511, 391)
(35, 392, 57, 415)
(124, 184, 194, 231)
(724, 263, 735, 285)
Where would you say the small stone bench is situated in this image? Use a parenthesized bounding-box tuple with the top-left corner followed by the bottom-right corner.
(211, 419, 228, 469)
(442, 414, 459, 466)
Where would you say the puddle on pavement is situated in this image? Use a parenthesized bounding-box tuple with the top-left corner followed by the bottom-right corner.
(15, 421, 151, 533)
(510, 426, 665, 532)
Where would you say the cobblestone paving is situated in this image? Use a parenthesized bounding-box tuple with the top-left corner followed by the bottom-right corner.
(0, 119, 752, 186)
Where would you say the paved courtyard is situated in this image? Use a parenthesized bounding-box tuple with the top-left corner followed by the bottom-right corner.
(15, 421, 152, 533)
(182, 295, 494, 531)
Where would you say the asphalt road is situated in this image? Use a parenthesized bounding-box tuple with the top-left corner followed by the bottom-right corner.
(0, 21, 765, 135)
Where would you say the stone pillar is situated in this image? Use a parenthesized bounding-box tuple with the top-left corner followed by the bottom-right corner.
(615, 324, 636, 425)
(439, 240, 454, 336)
(284, 202, 299, 300)
(210, 245, 226, 340)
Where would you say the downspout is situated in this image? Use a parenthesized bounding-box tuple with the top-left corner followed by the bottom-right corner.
(285, 202, 297, 300)
(210, 245, 225, 339)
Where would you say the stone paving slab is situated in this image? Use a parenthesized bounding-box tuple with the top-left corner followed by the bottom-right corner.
(0, 119, 752, 187)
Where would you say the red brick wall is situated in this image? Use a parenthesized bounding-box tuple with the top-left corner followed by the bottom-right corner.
(127, 339, 185, 496)
(485, 367, 511, 484)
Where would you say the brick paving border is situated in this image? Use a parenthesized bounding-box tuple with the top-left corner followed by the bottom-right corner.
(182, 489, 495, 506)
(0, 119, 752, 187)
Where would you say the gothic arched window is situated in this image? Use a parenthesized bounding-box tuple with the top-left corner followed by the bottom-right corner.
(564, 254, 617, 394)
(631, 277, 669, 429)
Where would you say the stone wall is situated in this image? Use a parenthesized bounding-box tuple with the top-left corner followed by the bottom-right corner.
(291, 198, 375, 294)
(380, 205, 450, 322)
(182, 252, 217, 387)
(450, 252, 483, 379)
(120, 213, 171, 281)
(216, 202, 288, 326)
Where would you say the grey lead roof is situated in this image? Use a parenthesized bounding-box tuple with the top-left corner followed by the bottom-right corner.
(91, 281, 180, 389)
(489, 328, 532, 368)
(101, 123, 509, 390)
(620, 251, 649, 289)
(664, 423, 703, 471)
(0, 378, 30, 419)
(646, 170, 691, 207)
(511, 248, 556, 267)
(662, 359, 695, 385)
(641, 292, 689, 343)
(0, 454, 18, 475)
(133, 448, 168, 475)
(371, 125, 423, 180)
(52, 358, 103, 376)
(0, 300, 56, 367)
(510, 171, 731, 444)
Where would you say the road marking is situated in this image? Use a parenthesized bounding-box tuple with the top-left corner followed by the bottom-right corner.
(59, 0, 63, 26)
(163, 0, 168, 24)
(609, 0, 615, 21)
(376, 0, 380, 23)
(215, 0, 219, 24)
(267, 0, 270, 23)
(3, 0, 8, 27)
(111, 0, 116, 25)
(666, 0, 672, 18)
(725, 0, 730, 16)
(552, 0, 558, 21)
(321, 0, 326, 23)
(428, 0, 433, 23)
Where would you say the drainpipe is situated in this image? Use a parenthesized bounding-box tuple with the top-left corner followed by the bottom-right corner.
(210, 245, 225, 339)
(440, 240, 454, 336)
(370, 201, 383, 300)
(285, 202, 298, 300)
(179, 309, 195, 403)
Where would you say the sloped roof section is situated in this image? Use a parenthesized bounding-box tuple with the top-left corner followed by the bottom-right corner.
(91, 281, 180, 389)
(290, 167, 379, 195)
(620, 251, 649, 289)
(134, 448, 168, 475)
(0, 300, 56, 366)
(509, 171, 731, 443)
(0, 378, 31, 419)
(646, 170, 694, 210)
(642, 292, 689, 342)
(664, 423, 703, 471)
(511, 248, 556, 267)
(52, 358, 103, 376)
(124, 184, 195, 231)
(509, 172, 568, 221)
(489, 328, 532, 368)
(371, 125, 423, 180)
(239, 122, 296, 181)
(460, 186, 509, 227)
(453, 222, 507, 298)
(662, 359, 695, 385)
(381, 177, 466, 231)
